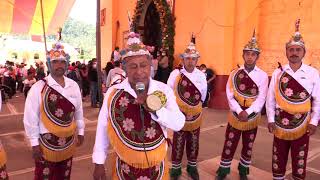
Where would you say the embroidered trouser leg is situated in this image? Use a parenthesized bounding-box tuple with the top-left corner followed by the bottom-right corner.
(0, 165, 8, 180)
(171, 130, 186, 169)
(217, 124, 257, 176)
(185, 128, 200, 167)
(34, 157, 73, 180)
(272, 134, 309, 180)
(238, 127, 257, 175)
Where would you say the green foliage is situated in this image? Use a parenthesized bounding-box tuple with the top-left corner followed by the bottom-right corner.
(61, 17, 96, 60)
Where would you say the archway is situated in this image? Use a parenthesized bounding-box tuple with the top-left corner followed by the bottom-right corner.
(133, 0, 175, 67)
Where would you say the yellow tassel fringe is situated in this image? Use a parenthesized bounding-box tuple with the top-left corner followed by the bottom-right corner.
(40, 140, 75, 163)
(107, 121, 167, 169)
(0, 149, 7, 167)
(228, 112, 261, 131)
(274, 116, 310, 141)
(40, 102, 76, 138)
(274, 86, 311, 114)
(182, 114, 203, 131)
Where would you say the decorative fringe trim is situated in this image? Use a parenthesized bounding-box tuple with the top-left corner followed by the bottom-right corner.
(107, 122, 167, 169)
(238, 163, 249, 175)
(0, 149, 7, 167)
(174, 75, 203, 116)
(40, 103, 76, 138)
(275, 79, 311, 114)
(216, 166, 230, 177)
(229, 70, 256, 108)
(274, 116, 310, 140)
(40, 140, 75, 162)
(228, 112, 261, 131)
(182, 114, 203, 131)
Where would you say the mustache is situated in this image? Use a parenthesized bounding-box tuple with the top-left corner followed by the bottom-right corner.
(290, 55, 299, 58)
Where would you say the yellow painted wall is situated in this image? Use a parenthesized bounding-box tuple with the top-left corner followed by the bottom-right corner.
(101, 0, 320, 75)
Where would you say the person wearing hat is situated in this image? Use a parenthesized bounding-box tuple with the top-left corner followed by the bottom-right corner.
(0, 93, 8, 180)
(167, 35, 207, 180)
(92, 30, 185, 180)
(266, 19, 320, 180)
(215, 30, 268, 180)
(23, 30, 85, 180)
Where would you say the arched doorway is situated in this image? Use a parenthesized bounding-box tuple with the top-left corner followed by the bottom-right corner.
(142, 1, 161, 58)
(133, 0, 175, 67)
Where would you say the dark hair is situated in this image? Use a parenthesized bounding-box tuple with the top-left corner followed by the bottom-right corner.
(71, 62, 76, 66)
(105, 62, 114, 75)
(115, 47, 120, 51)
(114, 61, 121, 67)
(200, 64, 206, 68)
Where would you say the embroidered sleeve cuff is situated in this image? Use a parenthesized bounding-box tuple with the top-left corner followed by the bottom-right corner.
(310, 118, 319, 126)
(92, 152, 106, 164)
(245, 108, 254, 116)
(236, 107, 243, 115)
(78, 128, 85, 136)
(30, 139, 39, 146)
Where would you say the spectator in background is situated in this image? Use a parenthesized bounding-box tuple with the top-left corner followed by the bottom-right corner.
(67, 62, 81, 87)
(23, 70, 36, 98)
(111, 47, 121, 62)
(103, 62, 114, 84)
(199, 64, 216, 108)
(80, 64, 90, 98)
(155, 51, 171, 83)
(35, 62, 45, 80)
(106, 60, 125, 87)
(88, 58, 99, 108)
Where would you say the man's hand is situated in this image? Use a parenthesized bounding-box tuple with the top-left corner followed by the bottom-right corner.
(76, 135, 84, 147)
(32, 145, 43, 162)
(307, 124, 317, 136)
(93, 164, 106, 180)
(268, 123, 276, 133)
(238, 111, 249, 121)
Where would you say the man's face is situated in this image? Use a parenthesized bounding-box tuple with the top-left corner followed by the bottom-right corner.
(286, 45, 305, 64)
(124, 55, 151, 88)
(48, 60, 67, 77)
(243, 50, 259, 65)
(183, 57, 198, 72)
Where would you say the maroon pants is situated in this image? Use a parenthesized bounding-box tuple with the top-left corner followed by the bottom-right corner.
(34, 157, 73, 180)
(171, 128, 200, 169)
(272, 133, 309, 180)
(0, 165, 8, 180)
(218, 123, 258, 175)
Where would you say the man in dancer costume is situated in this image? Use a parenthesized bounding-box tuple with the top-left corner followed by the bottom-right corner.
(266, 19, 320, 180)
(215, 30, 268, 180)
(92, 29, 185, 179)
(168, 35, 207, 180)
(0, 93, 8, 180)
(23, 29, 85, 180)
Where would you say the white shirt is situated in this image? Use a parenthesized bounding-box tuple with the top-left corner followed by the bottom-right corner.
(23, 74, 85, 146)
(266, 63, 320, 126)
(106, 67, 126, 87)
(23, 78, 37, 87)
(226, 65, 268, 115)
(167, 67, 207, 102)
(92, 78, 185, 164)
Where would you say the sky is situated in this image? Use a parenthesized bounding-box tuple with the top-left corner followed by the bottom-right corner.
(69, 0, 97, 25)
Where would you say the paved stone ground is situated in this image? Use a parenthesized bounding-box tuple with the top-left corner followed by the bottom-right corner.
(1, 93, 320, 179)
